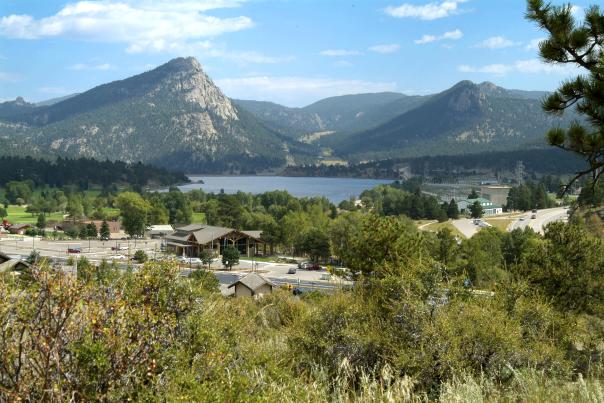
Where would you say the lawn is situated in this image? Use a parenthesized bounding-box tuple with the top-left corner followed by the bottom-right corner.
(484, 218, 515, 231)
(191, 212, 206, 224)
(5, 205, 65, 224)
(421, 220, 466, 239)
(102, 207, 121, 219)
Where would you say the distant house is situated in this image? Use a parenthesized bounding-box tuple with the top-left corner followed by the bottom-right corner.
(147, 224, 174, 239)
(165, 224, 265, 258)
(8, 223, 32, 235)
(228, 273, 274, 297)
(457, 198, 503, 216)
(83, 220, 121, 235)
(0, 252, 30, 274)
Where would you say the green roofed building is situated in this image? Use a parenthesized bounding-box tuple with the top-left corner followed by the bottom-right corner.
(457, 198, 503, 216)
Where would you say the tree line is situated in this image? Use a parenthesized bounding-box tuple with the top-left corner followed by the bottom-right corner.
(0, 156, 188, 190)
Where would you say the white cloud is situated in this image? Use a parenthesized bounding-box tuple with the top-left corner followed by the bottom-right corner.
(525, 37, 545, 51)
(69, 62, 114, 71)
(459, 63, 511, 75)
(474, 36, 519, 49)
(204, 49, 294, 65)
(385, 0, 467, 20)
(38, 86, 69, 95)
(458, 59, 580, 75)
(0, 71, 21, 82)
(0, 1, 253, 53)
(215, 76, 397, 106)
(368, 44, 400, 54)
(415, 29, 462, 45)
(571, 5, 584, 18)
(320, 49, 361, 57)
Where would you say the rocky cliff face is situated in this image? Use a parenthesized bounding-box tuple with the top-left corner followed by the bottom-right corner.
(147, 57, 239, 122)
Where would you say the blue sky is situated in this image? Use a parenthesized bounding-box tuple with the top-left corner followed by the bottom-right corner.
(0, 0, 588, 106)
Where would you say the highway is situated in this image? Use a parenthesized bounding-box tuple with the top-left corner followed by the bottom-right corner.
(451, 207, 569, 238)
(509, 207, 568, 234)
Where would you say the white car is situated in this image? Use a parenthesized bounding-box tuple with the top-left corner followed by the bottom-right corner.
(180, 257, 203, 265)
(108, 255, 126, 260)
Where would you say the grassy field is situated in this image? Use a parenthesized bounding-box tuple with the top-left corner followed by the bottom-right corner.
(484, 218, 515, 231)
(191, 212, 206, 224)
(421, 220, 466, 239)
(102, 207, 120, 219)
(5, 205, 65, 224)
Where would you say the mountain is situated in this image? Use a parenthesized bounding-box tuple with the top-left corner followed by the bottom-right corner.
(323, 80, 575, 161)
(0, 97, 37, 121)
(234, 92, 427, 140)
(0, 57, 314, 173)
(35, 93, 79, 107)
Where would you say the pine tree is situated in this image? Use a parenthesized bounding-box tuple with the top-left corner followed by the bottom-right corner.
(100, 220, 111, 240)
(86, 223, 98, 239)
(447, 199, 460, 219)
(470, 201, 484, 219)
(526, 1, 604, 192)
(79, 226, 88, 239)
(36, 213, 46, 230)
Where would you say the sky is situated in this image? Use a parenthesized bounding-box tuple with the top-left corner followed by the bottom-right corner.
(0, 0, 588, 107)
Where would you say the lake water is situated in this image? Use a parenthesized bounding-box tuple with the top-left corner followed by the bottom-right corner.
(176, 176, 392, 203)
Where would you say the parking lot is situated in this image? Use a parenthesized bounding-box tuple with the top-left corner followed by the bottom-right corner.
(0, 236, 351, 292)
(0, 236, 163, 262)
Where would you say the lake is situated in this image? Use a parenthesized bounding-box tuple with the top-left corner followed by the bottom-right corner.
(175, 176, 393, 203)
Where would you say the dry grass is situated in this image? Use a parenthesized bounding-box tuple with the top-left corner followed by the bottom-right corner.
(422, 220, 466, 239)
(484, 218, 514, 232)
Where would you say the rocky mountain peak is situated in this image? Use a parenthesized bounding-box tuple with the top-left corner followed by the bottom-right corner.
(152, 57, 238, 121)
(444, 80, 483, 113)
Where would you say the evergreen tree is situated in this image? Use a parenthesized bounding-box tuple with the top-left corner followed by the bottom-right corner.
(0, 207, 6, 219)
(79, 226, 88, 240)
(447, 199, 460, 219)
(100, 220, 111, 240)
(527, 0, 604, 191)
(470, 201, 484, 219)
(468, 189, 480, 199)
(36, 213, 46, 230)
(86, 223, 98, 239)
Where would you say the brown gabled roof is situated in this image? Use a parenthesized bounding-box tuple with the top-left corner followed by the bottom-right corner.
(227, 273, 274, 291)
(192, 226, 233, 244)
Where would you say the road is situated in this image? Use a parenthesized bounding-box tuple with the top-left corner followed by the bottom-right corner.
(451, 207, 569, 238)
(0, 236, 349, 294)
(509, 207, 568, 234)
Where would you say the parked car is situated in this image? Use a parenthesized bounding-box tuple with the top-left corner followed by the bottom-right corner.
(531, 214, 537, 219)
(179, 257, 203, 265)
(111, 245, 128, 251)
(108, 255, 126, 260)
(67, 247, 81, 254)
(287, 267, 297, 274)
(532, 209, 538, 214)
(307, 262, 321, 270)
(519, 217, 526, 221)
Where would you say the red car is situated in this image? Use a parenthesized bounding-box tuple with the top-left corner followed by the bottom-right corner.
(298, 261, 321, 270)
(67, 247, 81, 254)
